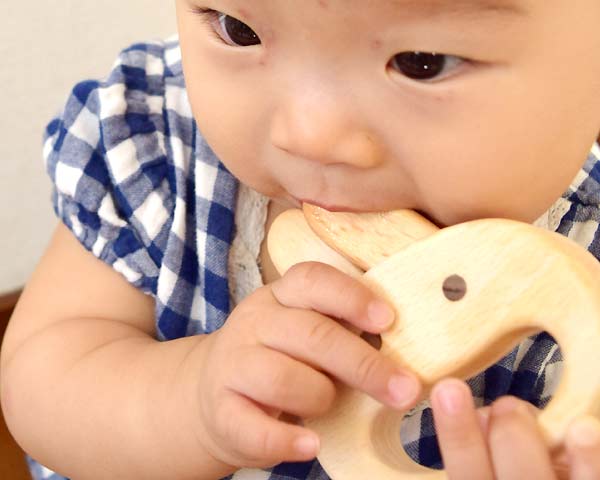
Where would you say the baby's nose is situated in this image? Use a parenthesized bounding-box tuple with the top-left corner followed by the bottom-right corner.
(269, 91, 383, 169)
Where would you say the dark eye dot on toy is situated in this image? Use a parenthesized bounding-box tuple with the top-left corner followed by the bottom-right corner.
(442, 275, 467, 301)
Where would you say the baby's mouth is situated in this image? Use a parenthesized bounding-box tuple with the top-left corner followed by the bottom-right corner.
(298, 197, 443, 228)
(297, 198, 365, 213)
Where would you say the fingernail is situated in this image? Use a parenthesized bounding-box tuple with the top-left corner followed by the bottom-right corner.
(491, 396, 524, 417)
(569, 417, 600, 448)
(294, 435, 320, 456)
(436, 381, 467, 415)
(477, 407, 491, 432)
(388, 374, 420, 408)
(368, 301, 395, 329)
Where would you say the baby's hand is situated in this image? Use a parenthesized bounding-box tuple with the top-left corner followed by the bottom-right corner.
(431, 378, 600, 479)
(195, 261, 421, 470)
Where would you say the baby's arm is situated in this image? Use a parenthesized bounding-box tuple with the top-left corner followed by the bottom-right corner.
(2, 221, 421, 480)
(0, 223, 235, 480)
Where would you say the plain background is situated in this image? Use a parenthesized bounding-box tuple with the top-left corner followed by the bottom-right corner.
(0, 1, 177, 294)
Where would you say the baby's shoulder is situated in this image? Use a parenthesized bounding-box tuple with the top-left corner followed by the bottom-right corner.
(59, 36, 188, 156)
(44, 35, 199, 213)
(43, 36, 239, 336)
(43, 37, 214, 292)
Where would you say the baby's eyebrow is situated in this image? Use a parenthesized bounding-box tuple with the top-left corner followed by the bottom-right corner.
(390, 0, 528, 19)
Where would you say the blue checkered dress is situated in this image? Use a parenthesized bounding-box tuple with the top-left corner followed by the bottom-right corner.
(30, 35, 600, 480)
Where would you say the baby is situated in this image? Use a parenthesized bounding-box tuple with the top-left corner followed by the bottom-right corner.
(2, 0, 600, 479)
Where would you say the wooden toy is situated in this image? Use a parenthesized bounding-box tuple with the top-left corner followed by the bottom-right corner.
(267, 204, 600, 479)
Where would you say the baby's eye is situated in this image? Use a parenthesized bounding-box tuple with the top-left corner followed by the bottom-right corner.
(208, 10, 261, 47)
(216, 13, 261, 46)
(389, 52, 464, 82)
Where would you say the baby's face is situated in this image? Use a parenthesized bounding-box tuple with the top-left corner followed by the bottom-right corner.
(176, 0, 600, 226)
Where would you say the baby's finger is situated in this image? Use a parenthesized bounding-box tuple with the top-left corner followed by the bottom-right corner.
(215, 394, 320, 467)
(481, 403, 571, 479)
(226, 346, 336, 418)
(488, 396, 557, 479)
(565, 416, 600, 480)
(552, 449, 571, 480)
(431, 379, 494, 480)
(258, 305, 421, 410)
(476, 403, 540, 444)
(271, 261, 396, 333)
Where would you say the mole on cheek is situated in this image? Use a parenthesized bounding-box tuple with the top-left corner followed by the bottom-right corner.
(318, 0, 329, 9)
(372, 39, 383, 51)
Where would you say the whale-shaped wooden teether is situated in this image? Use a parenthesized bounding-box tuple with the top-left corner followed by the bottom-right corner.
(267, 205, 600, 480)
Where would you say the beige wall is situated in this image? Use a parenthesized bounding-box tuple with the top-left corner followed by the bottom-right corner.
(0, 2, 177, 293)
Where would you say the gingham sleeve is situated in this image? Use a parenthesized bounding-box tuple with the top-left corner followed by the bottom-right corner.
(43, 43, 172, 295)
